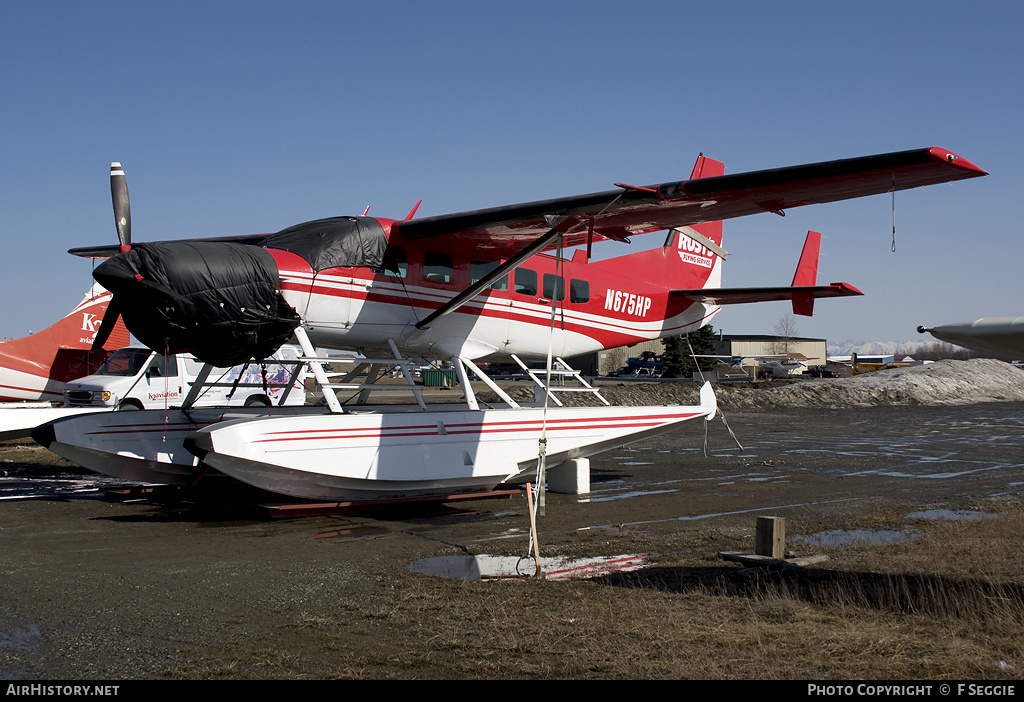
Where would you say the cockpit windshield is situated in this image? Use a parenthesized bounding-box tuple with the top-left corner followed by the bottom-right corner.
(96, 348, 152, 377)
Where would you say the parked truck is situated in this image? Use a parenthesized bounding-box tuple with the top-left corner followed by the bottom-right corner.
(63, 345, 306, 410)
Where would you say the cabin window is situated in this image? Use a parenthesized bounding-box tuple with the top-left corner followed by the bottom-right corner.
(570, 279, 590, 304)
(182, 357, 207, 375)
(146, 354, 178, 378)
(542, 274, 565, 301)
(470, 261, 508, 290)
(97, 348, 152, 377)
(423, 252, 453, 284)
(514, 268, 537, 296)
(382, 246, 407, 278)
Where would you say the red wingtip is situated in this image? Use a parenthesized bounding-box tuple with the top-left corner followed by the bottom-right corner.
(831, 282, 864, 296)
(927, 147, 988, 175)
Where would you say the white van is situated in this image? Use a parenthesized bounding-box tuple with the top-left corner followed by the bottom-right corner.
(63, 345, 307, 410)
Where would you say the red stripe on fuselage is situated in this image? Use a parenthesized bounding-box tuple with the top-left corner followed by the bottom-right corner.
(278, 274, 707, 345)
(251, 411, 705, 444)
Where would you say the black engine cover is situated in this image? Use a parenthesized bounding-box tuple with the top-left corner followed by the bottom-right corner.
(93, 241, 301, 367)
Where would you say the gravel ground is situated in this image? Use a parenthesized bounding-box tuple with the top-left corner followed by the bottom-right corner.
(1, 382, 1023, 678)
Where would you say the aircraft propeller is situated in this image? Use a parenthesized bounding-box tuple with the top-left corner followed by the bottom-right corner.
(88, 162, 301, 366)
(90, 163, 131, 352)
(110, 162, 131, 250)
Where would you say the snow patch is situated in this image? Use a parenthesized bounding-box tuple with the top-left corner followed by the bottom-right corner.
(581, 359, 1024, 409)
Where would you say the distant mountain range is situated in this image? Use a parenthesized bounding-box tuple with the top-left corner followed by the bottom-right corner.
(826, 339, 928, 357)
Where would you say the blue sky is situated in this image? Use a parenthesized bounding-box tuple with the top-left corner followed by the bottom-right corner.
(0, 1, 1017, 348)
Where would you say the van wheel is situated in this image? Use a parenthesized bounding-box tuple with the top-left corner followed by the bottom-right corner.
(244, 396, 271, 408)
(117, 401, 143, 411)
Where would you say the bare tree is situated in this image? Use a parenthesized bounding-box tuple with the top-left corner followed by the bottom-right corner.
(905, 341, 982, 361)
(770, 313, 799, 354)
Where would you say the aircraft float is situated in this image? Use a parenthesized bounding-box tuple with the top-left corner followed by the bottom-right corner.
(35, 149, 987, 501)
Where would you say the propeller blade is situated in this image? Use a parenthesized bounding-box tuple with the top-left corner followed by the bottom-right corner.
(110, 162, 131, 250)
(91, 295, 123, 352)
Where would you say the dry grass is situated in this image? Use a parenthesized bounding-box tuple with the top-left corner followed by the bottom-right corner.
(216, 503, 1024, 679)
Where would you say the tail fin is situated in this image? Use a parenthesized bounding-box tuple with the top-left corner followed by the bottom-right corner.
(658, 154, 727, 289)
(670, 230, 863, 316)
(38, 283, 131, 353)
(0, 284, 130, 400)
(790, 230, 821, 316)
(596, 154, 728, 292)
(681, 154, 725, 249)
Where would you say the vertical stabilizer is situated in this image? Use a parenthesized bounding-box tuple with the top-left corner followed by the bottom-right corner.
(662, 154, 727, 291)
(685, 154, 725, 248)
(0, 284, 130, 401)
(791, 231, 821, 316)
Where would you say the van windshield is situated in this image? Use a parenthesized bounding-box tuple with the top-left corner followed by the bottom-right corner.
(97, 349, 152, 377)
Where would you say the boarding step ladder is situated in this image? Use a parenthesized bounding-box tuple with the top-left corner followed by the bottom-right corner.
(294, 328, 425, 412)
(510, 354, 609, 407)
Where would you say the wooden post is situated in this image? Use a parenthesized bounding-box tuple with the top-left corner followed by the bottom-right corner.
(525, 483, 543, 578)
(756, 516, 786, 560)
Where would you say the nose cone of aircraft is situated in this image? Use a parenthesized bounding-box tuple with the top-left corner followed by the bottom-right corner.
(93, 241, 301, 367)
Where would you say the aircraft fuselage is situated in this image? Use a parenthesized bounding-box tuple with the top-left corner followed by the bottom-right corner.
(270, 217, 722, 361)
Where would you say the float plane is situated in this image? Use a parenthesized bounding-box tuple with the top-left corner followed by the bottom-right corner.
(0, 283, 128, 403)
(0, 283, 129, 438)
(35, 149, 987, 501)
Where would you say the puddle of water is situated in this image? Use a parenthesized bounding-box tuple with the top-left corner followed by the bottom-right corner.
(409, 553, 648, 581)
(580, 488, 679, 503)
(0, 623, 44, 653)
(793, 526, 919, 549)
(0, 475, 136, 501)
(906, 509, 998, 521)
(578, 497, 863, 531)
(847, 464, 1019, 480)
(314, 525, 388, 540)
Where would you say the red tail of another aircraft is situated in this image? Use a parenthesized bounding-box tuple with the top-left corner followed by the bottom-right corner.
(0, 284, 130, 402)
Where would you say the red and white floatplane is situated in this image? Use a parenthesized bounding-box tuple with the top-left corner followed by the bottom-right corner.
(37, 147, 987, 501)
(34, 339, 718, 501)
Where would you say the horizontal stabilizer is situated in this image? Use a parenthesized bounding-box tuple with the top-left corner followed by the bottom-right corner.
(671, 282, 863, 312)
(673, 228, 862, 316)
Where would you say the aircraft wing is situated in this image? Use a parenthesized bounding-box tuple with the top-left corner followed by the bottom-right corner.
(68, 147, 984, 261)
(393, 147, 986, 254)
(672, 282, 863, 312)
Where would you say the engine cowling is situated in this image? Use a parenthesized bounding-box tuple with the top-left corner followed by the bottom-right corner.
(92, 241, 301, 367)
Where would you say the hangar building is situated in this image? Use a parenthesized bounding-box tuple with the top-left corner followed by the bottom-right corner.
(714, 335, 827, 367)
(566, 334, 828, 377)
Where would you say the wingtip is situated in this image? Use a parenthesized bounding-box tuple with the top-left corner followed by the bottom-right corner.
(927, 147, 987, 176)
(834, 282, 864, 296)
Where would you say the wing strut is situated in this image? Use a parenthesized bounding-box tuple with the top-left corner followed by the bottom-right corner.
(414, 216, 580, 330)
